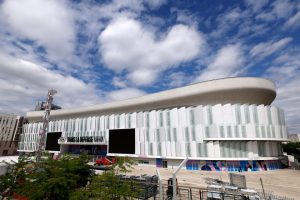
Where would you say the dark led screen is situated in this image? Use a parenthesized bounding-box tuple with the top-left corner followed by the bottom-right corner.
(45, 132, 62, 151)
(108, 129, 135, 154)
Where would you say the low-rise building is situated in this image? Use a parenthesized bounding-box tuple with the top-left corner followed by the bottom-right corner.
(288, 134, 300, 142)
(0, 114, 24, 156)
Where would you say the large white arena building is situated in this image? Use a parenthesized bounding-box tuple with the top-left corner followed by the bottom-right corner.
(18, 77, 288, 171)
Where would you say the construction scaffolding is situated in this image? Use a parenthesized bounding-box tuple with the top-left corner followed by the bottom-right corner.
(35, 89, 57, 162)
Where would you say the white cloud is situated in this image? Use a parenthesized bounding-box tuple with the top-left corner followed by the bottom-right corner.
(164, 71, 192, 88)
(284, 11, 300, 29)
(99, 17, 204, 86)
(271, 0, 294, 19)
(266, 50, 300, 133)
(195, 44, 244, 82)
(144, 0, 167, 9)
(99, 0, 144, 20)
(112, 76, 128, 88)
(210, 8, 247, 38)
(1, 0, 75, 64)
(107, 88, 146, 101)
(172, 8, 198, 26)
(250, 37, 293, 59)
(272, 77, 300, 134)
(255, 12, 276, 21)
(245, 0, 269, 12)
(0, 52, 101, 114)
(127, 69, 159, 86)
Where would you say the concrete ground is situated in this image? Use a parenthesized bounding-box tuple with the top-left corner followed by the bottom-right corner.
(126, 166, 300, 199)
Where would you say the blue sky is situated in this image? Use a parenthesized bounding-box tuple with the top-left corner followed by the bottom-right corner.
(0, 0, 299, 133)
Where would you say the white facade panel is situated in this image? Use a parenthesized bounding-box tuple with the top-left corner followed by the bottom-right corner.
(19, 104, 288, 163)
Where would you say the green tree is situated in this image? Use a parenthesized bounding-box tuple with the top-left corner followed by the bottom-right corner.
(0, 153, 94, 200)
(70, 156, 140, 200)
(0, 155, 33, 196)
(282, 142, 300, 156)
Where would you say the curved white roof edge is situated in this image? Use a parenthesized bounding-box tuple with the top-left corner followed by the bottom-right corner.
(27, 77, 276, 121)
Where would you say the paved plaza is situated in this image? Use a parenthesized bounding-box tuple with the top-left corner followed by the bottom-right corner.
(126, 166, 300, 199)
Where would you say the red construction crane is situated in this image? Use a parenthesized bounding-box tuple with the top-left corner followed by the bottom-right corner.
(36, 89, 57, 162)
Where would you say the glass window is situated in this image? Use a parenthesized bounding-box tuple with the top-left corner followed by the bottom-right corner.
(258, 142, 265, 157)
(220, 126, 225, 138)
(235, 126, 239, 138)
(253, 107, 258, 124)
(198, 142, 207, 157)
(149, 143, 153, 155)
(146, 129, 150, 141)
(235, 105, 241, 124)
(267, 126, 271, 138)
(157, 143, 161, 156)
(227, 142, 232, 157)
(85, 118, 88, 131)
(146, 113, 150, 127)
(238, 142, 242, 157)
(159, 112, 163, 127)
(106, 116, 109, 129)
(261, 126, 266, 138)
(220, 142, 225, 157)
(227, 126, 232, 138)
(173, 128, 177, 141)
(190, 109, 195, 125)
(205, 126, 210, 138)
(197, 143, 201, 157)
(267, 107, 272, 125)
(191, 126, 196, 141)
(116, 115, 120, 128)
(166, 111, 170, 126)
(242, 125, 246, 138)
(156, 129, 160, 142)
(128, 114, 131, 128)
(207, 106, 213, 124)
(255, 125, 260, 138)
(203, 142, 208, 157)
(185, 143, 191, 157)
(167, 128, 171, 141)
(280, 110, 286, 125)
(242, 142, 247, 157)
(272, 126, 275, 138)
(185, 127, 190, 141)
(245, 105, 250, 123)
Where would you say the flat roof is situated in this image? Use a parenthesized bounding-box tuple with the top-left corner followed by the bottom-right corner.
(26, 77, 276, 121)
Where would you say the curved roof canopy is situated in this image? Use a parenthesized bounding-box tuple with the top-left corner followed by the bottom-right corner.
(27, 77, 276, 121)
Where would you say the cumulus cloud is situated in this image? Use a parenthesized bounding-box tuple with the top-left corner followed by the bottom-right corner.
(99, 17, 204, 86)
(107, 88, 146, 101)
(195, 44, 244, 82)
(250, 37, 293, 59)
(0, 52, 101, 114)
(0, 0, 75, 63)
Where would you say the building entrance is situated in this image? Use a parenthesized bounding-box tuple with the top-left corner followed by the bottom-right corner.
(162, 160, 168, 168)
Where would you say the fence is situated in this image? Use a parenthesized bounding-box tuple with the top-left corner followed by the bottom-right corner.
(69, 174, 294, 200)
